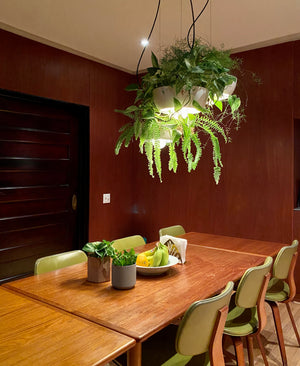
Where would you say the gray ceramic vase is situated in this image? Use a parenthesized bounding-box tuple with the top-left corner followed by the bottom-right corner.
(111, 264, 136, 290)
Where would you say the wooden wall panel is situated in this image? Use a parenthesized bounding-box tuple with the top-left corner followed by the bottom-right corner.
(133, 43, 295, 244)
(294, 42, 300, 119)
(88, 63, 134, 241)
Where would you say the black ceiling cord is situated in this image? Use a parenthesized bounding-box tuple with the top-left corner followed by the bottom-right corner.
(188, 0, 196, 50)
(136, 0, 161, 85)
(187, 0, 210, 50)
(135, 0, 210, 84)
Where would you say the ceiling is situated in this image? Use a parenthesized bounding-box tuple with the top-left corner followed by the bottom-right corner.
(0, 0, 300, 74)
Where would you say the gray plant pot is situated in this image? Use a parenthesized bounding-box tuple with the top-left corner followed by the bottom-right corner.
(87, 256, 111, 283)
(112, 264, 136, 290)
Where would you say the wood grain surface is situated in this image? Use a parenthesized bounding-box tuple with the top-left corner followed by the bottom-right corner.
(0, 287, 135, 366)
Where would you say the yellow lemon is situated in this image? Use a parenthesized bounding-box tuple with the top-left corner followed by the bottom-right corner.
(136, 253, 149, 267)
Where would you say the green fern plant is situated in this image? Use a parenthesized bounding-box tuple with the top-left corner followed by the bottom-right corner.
(115, 39, 245, 184)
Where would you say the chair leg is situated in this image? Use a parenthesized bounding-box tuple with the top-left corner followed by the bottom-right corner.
(255, 333, 269, 366)
(246, 336, 254, 366)
(286, 302, 300, 346)
(266, 300, 287, 366)
(232, 336, 245, 366)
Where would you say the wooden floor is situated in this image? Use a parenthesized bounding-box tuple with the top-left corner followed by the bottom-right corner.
(224, 301, 300, 365)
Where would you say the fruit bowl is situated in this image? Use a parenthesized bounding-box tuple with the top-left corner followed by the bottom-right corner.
(136, 255, 179, 276)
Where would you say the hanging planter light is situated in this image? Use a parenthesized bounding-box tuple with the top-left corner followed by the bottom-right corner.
(115, 0, 245, 184)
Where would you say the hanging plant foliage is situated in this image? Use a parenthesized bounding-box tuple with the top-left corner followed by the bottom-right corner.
(115, 39, 244, 184)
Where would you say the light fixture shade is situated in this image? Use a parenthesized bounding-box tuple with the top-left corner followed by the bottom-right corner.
(153, 86, 208, 115)
(153, 86, 175, 113)
(177, 86, 208, 110)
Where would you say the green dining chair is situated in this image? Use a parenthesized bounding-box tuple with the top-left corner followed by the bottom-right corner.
(265, 239, 299, 366)
(112, 235, 145, 251)
(146, 281, 234, 366)
(159, 225, 186, 237)
(34, 250, 87, 275)
(223, 256, 273, 366)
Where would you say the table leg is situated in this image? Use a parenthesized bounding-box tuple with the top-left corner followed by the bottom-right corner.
(127, 342, 142, 366)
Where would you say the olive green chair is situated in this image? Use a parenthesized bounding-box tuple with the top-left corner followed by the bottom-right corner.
(34, 250, 87, 275)
(159, 225, 186, 237)
(223, 256, 273, 366)
(158, 281, 234, 366)
(112, 235, 145, 251)
(265, 240, 299, 366)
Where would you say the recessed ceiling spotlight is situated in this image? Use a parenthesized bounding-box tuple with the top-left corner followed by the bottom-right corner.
(141, 39, 149, 47)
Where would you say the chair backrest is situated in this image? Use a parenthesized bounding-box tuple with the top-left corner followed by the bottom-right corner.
(175, 281, 234, 358)
(235, 256, 273, 308)
(159, 225, 186, 237)
(34, 250, 87, 275)
(112, 235, 145, 251)
(273, 240, 299, 279)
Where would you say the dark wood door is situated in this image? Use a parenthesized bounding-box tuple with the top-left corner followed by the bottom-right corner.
(0, 90, 89, 283)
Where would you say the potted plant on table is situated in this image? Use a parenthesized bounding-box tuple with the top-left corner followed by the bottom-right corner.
(82, 240, 115, 283)
(115, 39, 244, 184)
(111, 248, 137, 290)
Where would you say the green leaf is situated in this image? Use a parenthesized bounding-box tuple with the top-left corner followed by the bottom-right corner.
(191, 66, 204, 74)
(151, 52, 159, 68)
(228, 95, 241, 113)
(184, 58, 192, 69)
(214, 100, 223, 112)
(192, 100, 207, 113)
(147, 67, 159, 76)
(173, 97, 182, 112)
(125, 83, 139, 91)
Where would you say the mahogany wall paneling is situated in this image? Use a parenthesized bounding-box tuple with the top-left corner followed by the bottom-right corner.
(133, 42, 295, 244)
(294, 41, 300, 118)
(0, 90, 89, 283)
(88, 62, 135, 241)
(0, 29, 90, 106)
(295, 119, 300, 206)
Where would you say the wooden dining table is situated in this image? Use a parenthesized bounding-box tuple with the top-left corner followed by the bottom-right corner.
(2, 239, 277, 366)
(180, 232, 286, 257)
(0, 287, 135, 366)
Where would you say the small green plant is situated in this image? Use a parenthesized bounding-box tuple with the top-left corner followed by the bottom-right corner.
(82, 240, 115, 259)
(112, 248, 137, 266)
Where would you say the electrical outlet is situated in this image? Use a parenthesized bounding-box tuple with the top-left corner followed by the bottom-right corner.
(103, 193, 110, 204)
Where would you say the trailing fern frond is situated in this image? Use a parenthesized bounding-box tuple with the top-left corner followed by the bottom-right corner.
(168, 143, 178, 172)
(115, 123, 134, 154)
(144, 141, 154, 177)
(198, 115, 227, 142)
(154, 140, 162, 182)
(190, 133, 202, 170)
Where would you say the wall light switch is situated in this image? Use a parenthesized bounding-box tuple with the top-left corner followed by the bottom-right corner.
(103, 193, 110, 204)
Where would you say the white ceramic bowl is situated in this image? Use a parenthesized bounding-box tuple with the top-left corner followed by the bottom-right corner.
(136, 255, 179, 276)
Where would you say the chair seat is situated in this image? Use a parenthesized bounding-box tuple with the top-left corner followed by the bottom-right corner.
(265, 278, 290, 302)
(224, 306, 258, 337)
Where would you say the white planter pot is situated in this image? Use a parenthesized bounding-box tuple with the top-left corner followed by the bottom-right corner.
(153, 86, 208, 115)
